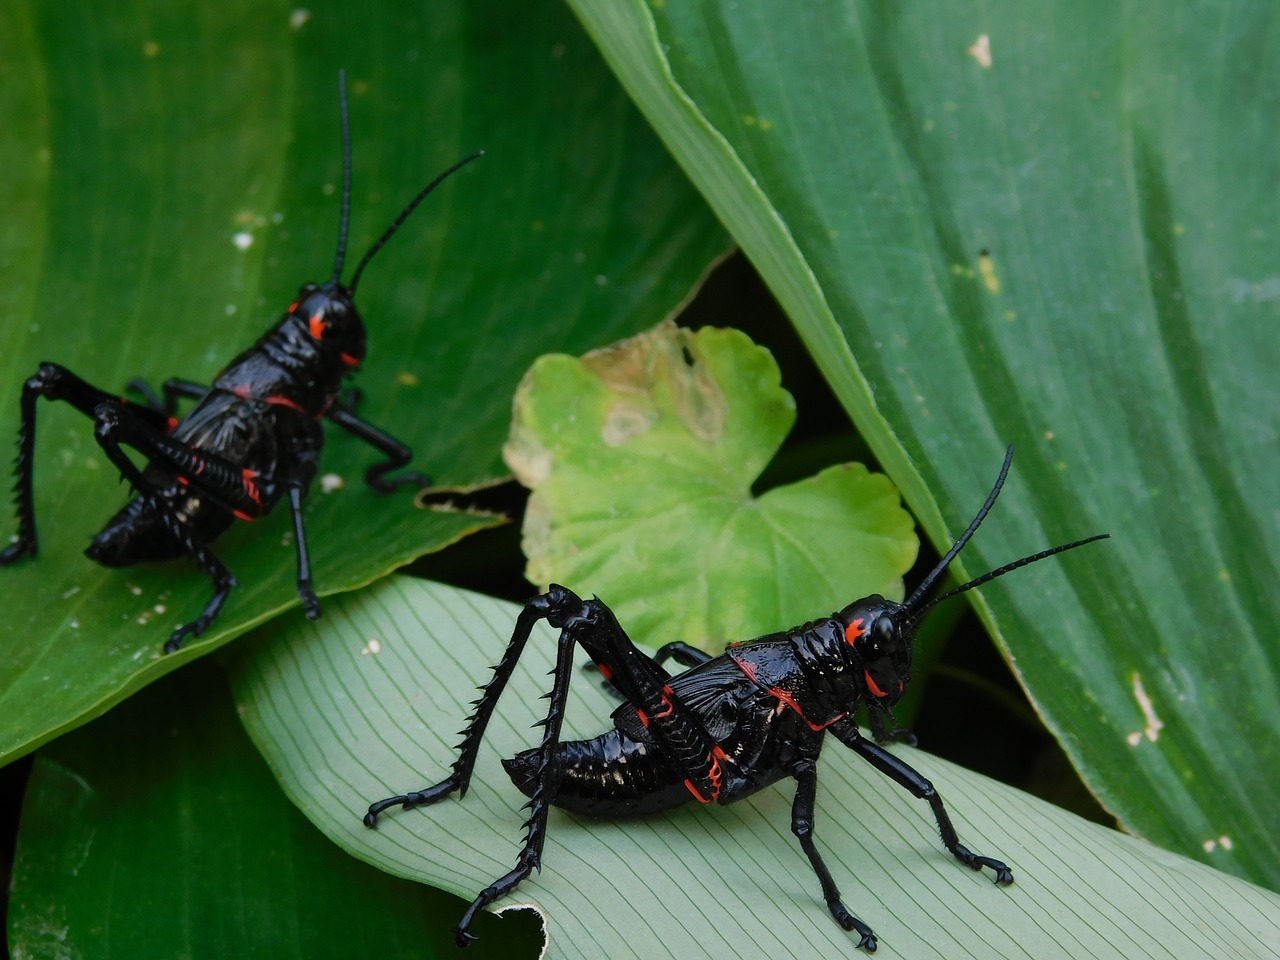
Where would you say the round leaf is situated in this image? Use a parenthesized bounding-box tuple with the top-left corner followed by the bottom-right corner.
(504, 321, 917, 648)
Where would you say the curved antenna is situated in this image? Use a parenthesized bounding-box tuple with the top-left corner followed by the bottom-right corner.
(330, 70, 355, 284)
(908, 533, 1109, 623)
(903, 444, 1015, 610)
(347, 150, 485, 294)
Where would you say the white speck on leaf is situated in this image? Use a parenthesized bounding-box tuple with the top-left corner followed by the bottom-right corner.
(1126, 672, 1164, 745)
(968, 34, 992, 68)
(978, 250, 1000, 293)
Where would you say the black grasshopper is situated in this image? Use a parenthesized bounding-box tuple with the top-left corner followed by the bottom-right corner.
(0, 73, 480, 652)
(364, 446, 1107, 951)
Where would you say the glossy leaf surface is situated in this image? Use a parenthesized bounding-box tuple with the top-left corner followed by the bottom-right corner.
(0, 0, 726, 762)
(567, 0, 1280, 885)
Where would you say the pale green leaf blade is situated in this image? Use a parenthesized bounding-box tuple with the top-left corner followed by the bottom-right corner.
(232, 578, 1280, 959)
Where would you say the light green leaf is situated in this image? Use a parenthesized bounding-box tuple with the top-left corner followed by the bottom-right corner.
(0, 0, 726, 763)
(232, 578, 1280, 959)
(566, 0, 1280, 885)
(504, 321, 917, 648)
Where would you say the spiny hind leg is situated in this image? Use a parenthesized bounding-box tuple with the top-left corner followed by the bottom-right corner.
(89, 402, 238, 652)
(362, 591, 574, 826)
(1, 363, 123, 563)
(364, 585, 590, 946)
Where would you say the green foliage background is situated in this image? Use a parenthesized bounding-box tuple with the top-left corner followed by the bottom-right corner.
(2, 0, 1279, 958)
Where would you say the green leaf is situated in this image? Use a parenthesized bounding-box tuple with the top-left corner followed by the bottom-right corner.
(8, 658, 544, 959)
(566, 0, 1280, 886)
(232, 578, 1280, 959)
(504, 321, 917, 647)
(0, 0, 726, 763)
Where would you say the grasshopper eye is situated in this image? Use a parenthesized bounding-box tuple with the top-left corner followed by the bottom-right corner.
(870, 615, 897, 654)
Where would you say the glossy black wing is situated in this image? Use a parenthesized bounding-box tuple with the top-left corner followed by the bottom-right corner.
(172, 391, 279, 466)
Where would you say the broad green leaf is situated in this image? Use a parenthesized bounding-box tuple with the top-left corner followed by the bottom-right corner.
(8, 658, 543, 959)
(504, 321, 917, 647)
(0, 0, 726, 763)
(232, 578, 1280, 960)
(567, 0, 1280, 886)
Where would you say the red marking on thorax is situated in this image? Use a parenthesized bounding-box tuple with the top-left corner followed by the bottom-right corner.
(730, 653, 760, 684)
(767, 684, 805, 718)
(309, 313, 325, 339)
(731, 652, 842, 732)
(265, 395, 306, 414)
(864, 671, 888, 699)
(769, 685, 844, 731)
(341, 353, 360, 368)
(845, 617, 866, 645)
